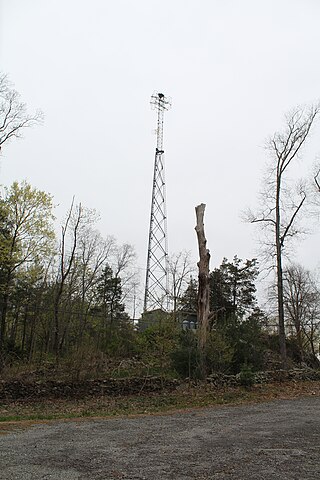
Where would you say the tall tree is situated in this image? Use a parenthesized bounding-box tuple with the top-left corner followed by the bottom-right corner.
(0, 181, 54, 365)
(247, 105, 319, 365)
(95, 264, 126, 324)
(178, 257, 259, 322)
(53, 199, 82, 361)
(92, 263, 132, 354)
(178, 277, 198, 313)
(210, 256, 259, 324)
(178, 256, 264, 373)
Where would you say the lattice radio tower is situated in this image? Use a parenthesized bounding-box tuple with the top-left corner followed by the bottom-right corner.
(144, 93, 172, 312)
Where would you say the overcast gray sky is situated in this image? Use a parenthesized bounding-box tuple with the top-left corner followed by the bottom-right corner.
(1, 0, 320, 290)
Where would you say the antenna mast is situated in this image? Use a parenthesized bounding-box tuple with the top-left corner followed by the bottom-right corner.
(144, 93, 171, 311)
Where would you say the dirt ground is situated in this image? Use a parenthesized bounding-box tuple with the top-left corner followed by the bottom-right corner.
(0, 396, 319, 479)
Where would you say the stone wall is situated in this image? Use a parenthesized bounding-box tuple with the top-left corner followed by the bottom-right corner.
(1, 369, 320, 401)
(0, 377, 179, 401)
(206, 368, 320, 387)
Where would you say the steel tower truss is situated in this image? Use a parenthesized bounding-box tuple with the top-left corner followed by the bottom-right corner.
(144, 93, 171, 311)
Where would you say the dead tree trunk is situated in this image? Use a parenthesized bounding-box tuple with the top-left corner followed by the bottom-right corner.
(195, 203, 211, 377)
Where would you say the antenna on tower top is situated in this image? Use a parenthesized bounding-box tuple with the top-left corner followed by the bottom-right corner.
(144, 92, 172, 312)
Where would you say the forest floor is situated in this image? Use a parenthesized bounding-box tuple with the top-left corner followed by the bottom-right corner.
(1, 379, 320, 426)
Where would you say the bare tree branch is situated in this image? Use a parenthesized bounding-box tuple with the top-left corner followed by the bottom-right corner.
(0, 73, 43, 151)
(315, 167, 320, 192)
(250, 216, 276, 226)
(280, 192, 306, 247)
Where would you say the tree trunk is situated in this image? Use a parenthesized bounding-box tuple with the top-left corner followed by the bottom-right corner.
(21, 306, 28, 355)
(296, 326, 305, 364)
(195, 203, 211, 378)
(27, 307, 38, 363)
(9, 307, 20, 347)
(0, 291, 9, 348)
(276, 249, 287, 366)
(275, 177, 287, 367)
(53, 285, 62, 362)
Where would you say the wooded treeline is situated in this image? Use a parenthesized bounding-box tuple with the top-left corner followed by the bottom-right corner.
(0, 181, 139, 370)
(1, 72, 320, 379)
(0, 185, 319, 378)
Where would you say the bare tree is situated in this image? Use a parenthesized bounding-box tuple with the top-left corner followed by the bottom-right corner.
(168, 251, 195, 319)
(76, 225, 115, 344)
(53, 199, 82, 361)
(247, 105, 319, 366)
(283, 264, 320, 363)
(112, 243, 137, 315)
(0, 73, 42, 151)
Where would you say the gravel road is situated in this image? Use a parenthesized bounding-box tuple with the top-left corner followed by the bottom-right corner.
(0, 396, 319, 479)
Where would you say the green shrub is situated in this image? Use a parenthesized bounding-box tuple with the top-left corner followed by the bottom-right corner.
(171, 330, 198, 378)
(238, 364, 255, 387)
